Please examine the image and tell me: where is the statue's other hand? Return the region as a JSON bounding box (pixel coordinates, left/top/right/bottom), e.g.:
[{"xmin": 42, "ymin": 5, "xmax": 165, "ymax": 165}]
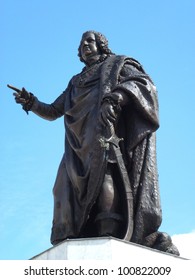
[
  {"xmin": 13, "ymin": 87, "xmax": 30, "ymax": 105},
  {"xmin": 100, "ymin": 101, "xmax": 117, "ymax": 126}
]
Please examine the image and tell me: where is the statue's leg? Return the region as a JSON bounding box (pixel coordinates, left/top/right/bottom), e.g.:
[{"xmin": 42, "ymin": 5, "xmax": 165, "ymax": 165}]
[
  {"xmin": 50, "ymin": 156, "xmax": 75, "ymax": 245},
  {"xmin": 95, "ymin": 163, "xmax": 123, "ymax": 237}
]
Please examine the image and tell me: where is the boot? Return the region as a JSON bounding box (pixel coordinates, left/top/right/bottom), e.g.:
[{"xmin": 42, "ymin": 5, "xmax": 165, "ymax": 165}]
[{"xmin": 95, "ymin": 212, "xmax": 123, "ymax": 238}]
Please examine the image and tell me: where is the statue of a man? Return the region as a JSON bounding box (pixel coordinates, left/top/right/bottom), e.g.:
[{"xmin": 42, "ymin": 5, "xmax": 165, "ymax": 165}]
[{"xmin": 10, "ymin": 31, "xmax": 179, "ymax": 255}]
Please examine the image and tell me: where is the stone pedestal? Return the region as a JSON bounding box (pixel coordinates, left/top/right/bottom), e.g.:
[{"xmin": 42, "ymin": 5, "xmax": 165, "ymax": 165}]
[{"xmin": 31, "ymin": 237, "xmax": 185, "ymax": 262}]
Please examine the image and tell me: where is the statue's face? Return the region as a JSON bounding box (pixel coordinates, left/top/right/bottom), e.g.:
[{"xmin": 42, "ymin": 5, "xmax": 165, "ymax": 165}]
[{"xmin": 80, "ymin": 32, "xmax": 100, "ymax": 63}]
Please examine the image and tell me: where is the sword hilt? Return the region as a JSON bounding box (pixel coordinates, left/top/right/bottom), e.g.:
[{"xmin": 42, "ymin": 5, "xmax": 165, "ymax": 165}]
[
  {"xmin": 106, "ymin": 121, "xmax": 123, "ymax": 148},
  {"xmin": 99, "ymin": 121, "xmax": 123, "ymax": 149}
]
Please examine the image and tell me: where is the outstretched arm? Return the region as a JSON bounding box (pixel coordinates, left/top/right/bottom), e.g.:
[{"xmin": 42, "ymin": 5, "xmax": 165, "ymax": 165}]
[
  {"xmin": 8, "ymin": 84, "xmax": 65, "ymax": 121},
  {"xmin": 31, "ymin": 93, "xmax": 65, "ymax": 121}
]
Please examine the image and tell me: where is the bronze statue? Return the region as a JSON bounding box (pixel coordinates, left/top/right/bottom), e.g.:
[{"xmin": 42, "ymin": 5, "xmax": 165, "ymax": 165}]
[{"xmin": 8, "ymin": 31, "xmax": 179, "ymax": 255}]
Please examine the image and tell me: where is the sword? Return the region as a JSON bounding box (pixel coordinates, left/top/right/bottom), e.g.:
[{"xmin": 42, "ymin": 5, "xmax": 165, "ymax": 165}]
[{"xmin": 99, "ymin": 121, "xmax": 134, "ymax": 241}]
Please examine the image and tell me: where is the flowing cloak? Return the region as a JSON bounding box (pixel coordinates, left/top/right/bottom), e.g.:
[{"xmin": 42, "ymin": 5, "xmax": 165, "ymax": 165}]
[{"xmin": 31, "ymin": 55, "xmax": 162, "ymax": 246}]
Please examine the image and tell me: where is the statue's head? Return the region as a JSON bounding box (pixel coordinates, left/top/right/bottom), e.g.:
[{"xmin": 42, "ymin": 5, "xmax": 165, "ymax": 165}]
[{"xmin": 78, "ymin": 31, "xmax": 113, "ymax": 64}]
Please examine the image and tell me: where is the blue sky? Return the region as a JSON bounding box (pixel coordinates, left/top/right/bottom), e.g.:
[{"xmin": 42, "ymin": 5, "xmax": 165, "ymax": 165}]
[{"xmin": 1, "ymin": 0, "xmax": 195, "ymax": 260}]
